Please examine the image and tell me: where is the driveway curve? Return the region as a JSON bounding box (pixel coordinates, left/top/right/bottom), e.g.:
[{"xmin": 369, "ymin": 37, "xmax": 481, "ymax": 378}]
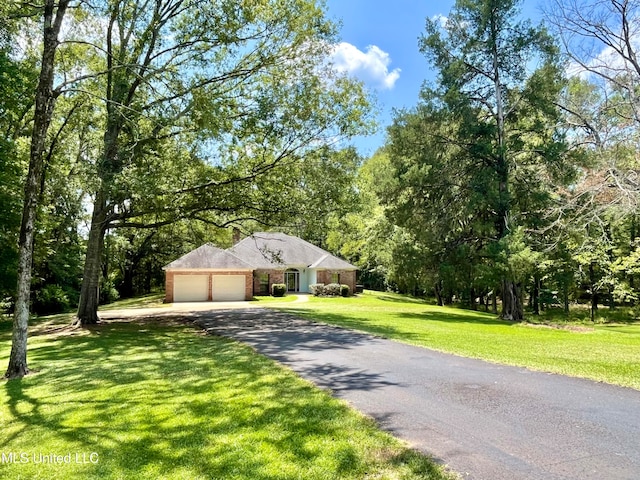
[{"xmin": 190, "ymin": 307, "xmax": 640, "ymax": 480}]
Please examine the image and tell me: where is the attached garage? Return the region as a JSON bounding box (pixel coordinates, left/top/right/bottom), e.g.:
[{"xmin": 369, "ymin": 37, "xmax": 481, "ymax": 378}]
[
  {"xmin": 163, "ymin": 244, "xmax": 254, "ymax": 303},
  {"xmin": 173, "ymin": 275, "xmax": 209, "ymax": 302},
  {"xmin": 212, "ymin": 275, "xmax": 246, "ymax": 301}
]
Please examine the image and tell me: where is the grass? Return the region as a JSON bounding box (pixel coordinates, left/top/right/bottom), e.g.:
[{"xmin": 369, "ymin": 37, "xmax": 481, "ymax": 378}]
[
  {"xmin": 273, "ymin": 291, "xmax": 640, "ymax": 391},
  {"xmin": 97, "ymin": 292, "xmax": 167, "ymax": 311},
  {"xmin": 538, "ymin": 303, "xmax": 639, "ymax": 325},
  {"xmin": 0, "ymin": 305, "xmax": 454, "ymax": 480},
  {"xmin": 251, "ymin": 295, "xmax": 299, "ymax": 304}
]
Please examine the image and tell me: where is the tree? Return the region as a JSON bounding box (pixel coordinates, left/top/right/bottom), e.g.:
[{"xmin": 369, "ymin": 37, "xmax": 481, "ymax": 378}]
[
  {"xmin": 326, "ymin": 149, "xmax": 401, "ymax": 292},
  {"xmin": 5, "ymin": 0, "xmax": 71, "ymax": 379},
  {"xmin": 546, "ymin": 0, "xmax": 640, "ymax": 125},
  {"xmin": 385, "ymin": 0, "xmax": 569, "ymax": 320},
  {"xmin": 66, "ymin": 0, "xmax": 371, "ymax": 324},
  {"xmin": 542, "ymin": 1, "xmax": 640, "ymax": 312},
  {"xmin": 0, "ymin": 43, "xmax": 37, "ymax": 302},
  {"xmin": 545, "ymin": 0, "xmax": 640, "ymax": 220}
]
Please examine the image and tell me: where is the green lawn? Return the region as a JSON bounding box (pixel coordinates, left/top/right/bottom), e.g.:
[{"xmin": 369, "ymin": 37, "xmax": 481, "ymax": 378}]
[
  {"xmin": 273, "ymin": 291, "xmax": 640, "ymax": 390},
  {"xmin": 0, "ymin": 310, "xmax": 453, "ymax": 480}
]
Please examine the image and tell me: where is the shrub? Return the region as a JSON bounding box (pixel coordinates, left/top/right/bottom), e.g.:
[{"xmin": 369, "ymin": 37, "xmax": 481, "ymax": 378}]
[
  {"xmin": 271, "ymin": 283, "xmax": 287, "ymax": 297},
  {"xmin": 1, "ymin": 297, "xmax": 14, "ymax": 314},
  {"xmin": 33, "ymin": 284, "xmax": 70, "ymax": 315},
  {"xmin": 311, "ymin": 283, "xmax": 348, "ymax": 297},
  {"xmin": 99, "ymin": 279, "xmax": 120, "ymax": 305},
  {"xmin": 325, "ymin": 283, "xmax": 341, "ymax": 296}
]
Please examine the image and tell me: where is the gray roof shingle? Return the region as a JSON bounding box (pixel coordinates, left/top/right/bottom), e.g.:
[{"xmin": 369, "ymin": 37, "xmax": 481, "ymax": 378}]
[
  {"xmin": 228, "ymin": 232, "xmax": 357, "ymax": 270},
  {"xmin": 164, "ymin": 233, "xmax": 357, "ymax": 270},
  {"xmin": 164, "ymin": 244, "xmax": 253, "ymax": 269}
]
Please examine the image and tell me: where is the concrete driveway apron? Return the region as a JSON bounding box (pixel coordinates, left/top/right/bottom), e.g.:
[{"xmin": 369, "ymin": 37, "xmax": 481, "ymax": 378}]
[{"xmin": 193, "ymin": 307, "xmax": 640, "ymax": 480}]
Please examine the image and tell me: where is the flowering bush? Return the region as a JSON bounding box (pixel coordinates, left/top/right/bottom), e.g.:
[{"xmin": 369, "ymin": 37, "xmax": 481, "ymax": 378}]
[{"xmin": 271, "ymin": 284, "xmax": 287, "ymax": 297}]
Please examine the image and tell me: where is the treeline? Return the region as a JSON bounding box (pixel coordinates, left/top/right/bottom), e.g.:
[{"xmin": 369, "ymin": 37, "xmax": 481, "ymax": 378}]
[{"xmin": 327, "ymin": 0, "xmax": 640, "ymax": 321}]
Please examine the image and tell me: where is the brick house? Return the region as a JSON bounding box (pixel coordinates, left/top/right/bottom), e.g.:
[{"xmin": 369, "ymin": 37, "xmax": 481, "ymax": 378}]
[{"xmin": 164, "ymin": 232, "xmax": 358, "ymax": 302}]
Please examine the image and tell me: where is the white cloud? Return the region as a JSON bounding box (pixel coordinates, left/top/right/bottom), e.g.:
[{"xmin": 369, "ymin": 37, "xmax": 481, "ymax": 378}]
[
  {"xmin": 330, "ymin": 42, "xmax": 401, "ymax": 90},
  {"xmin": 432, "ymin": 14, "xmax": 449, "ymax": 28},
  {"xmin": 567, "ymin": 34, "xmax": 640, "ymax": 81}
]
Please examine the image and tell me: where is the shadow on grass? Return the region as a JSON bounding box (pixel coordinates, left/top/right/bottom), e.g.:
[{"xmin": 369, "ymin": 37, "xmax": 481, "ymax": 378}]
[
  {"xmin": 539, "ymin": 306, "xmax": 640, "ymax": 326},
  {"xmin": 1, "ymin": 318, "xmax": 448, "ymax": 480},
  {"xmin": 372, "ymin": 292, "xmax": 433, "ymax": 305},
  {"xmin": 97, "ymin": 292, "xmax": 165, "ymax": 311},
  {"xmin": 272, "ymin": 307, "xmax": 434, "ymax": 344},
  {"xmin": 275, "ymin": 305, "xmax": 512, "ymax": 340},
  {"xmin": 192, "ymin": 308, "xmax": 402, "ymax": 393}
]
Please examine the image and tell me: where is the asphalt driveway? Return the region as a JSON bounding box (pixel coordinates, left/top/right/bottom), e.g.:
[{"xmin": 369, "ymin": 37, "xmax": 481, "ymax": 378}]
[{"xmin": 189, "ymin": 306, "xmax": 640, "ymax": 480}]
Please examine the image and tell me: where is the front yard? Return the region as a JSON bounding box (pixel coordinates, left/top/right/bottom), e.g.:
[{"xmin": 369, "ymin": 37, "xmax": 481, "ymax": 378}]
[
  {"xmin": 273, "ymin": 291, "xmax": 640, "ymax": 390},
  {"xmin": 4, "ymin": 289, "xmax": 637, "ymax": 479},
  {"xmin": 0, "ymin": 306, "xmax": 453, "ymax": 480}
]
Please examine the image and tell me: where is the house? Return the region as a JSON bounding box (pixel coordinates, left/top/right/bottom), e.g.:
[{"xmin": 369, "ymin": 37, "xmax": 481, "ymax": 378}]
[{"xmin": 163, "ymin": 232, "xmax": 357, "ymax": 302}]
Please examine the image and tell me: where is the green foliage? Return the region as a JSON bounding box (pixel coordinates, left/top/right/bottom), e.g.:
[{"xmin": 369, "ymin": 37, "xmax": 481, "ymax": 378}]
[
  {"xmin": 99, "ymin": 279, "xmax": 120, "ymax": 305},
  {"xmin": 309, "ymin": 283, "xmax": 349, "ymax": 297},
  {"xmin": 310, "ymin": 283, "xmax": 325, "ymax": 296},
  {"xmin": 58, "ymin": 0, "xmax": 373, "ymax": 322},
  {"xmin": 0, "ymin": 47, "xmax": 37, "ymax": 301},
  {"xmin": 271, "ymin": 283, "xmax": 286, "ymax": 297},
  {"xmin": 325, "ymin": 150, "xmax": 395, "ymax": 292},
  {"xmin": 360, "ymin": 0, "xmax": 572, "ymax": 316},
  {"xmin": 0, "ymin": 149, "xmax": 21, "ymax": 301},
  {"xmin": 33, "ymin": 284, "xmax": 71, "ymax": 315},
  {"xmin": 324, "ymin": 283, "xmax": 342, "ymax": 296}
]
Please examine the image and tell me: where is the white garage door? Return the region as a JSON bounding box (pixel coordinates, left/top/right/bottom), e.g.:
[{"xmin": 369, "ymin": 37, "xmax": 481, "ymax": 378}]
[
  {"xmin": 173, "ymin": 275, "xmax": 209, "ymax": 302},
  {"xmin": 212, "ymin": 275, "xmax": 246, "ymax": 301}
]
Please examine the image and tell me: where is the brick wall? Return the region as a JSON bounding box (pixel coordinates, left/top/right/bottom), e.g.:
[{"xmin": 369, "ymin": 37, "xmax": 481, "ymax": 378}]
[
  {"xmin": 165, "ymin": 271, "xmax": 175, "ymax": 303},
  {"xmin": 253, "ymin": 269, "xmax": 285, "ymax": 296},
  {"xmin": 315, "ymin": 270, "xmax": 356, "ymax": 295},
  {"xmin": 166, "ymin": 268, "xmax": 357, "ymax": 301},
  {"xmin": 164, "ymin": 270, "xmax": 253, "ymax": 302}
]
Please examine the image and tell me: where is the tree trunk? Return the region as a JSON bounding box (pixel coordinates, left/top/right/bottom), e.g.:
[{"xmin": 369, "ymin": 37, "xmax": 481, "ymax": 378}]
[
  {"xmin": 434, "ymin": 280, "xmax": 444, "ymax": 306},
  {"xmin": 76, "ymin": 191, "xmax": 109, "ymax": 325},
  {"xmin": 121, "ymin": 265, "xmax": 134, "ymax": 298},
  {"xmin": 589, "ymin": 262, "xmax": 597, "ymax": 322},
  {"xmin": 479, "ymin": 292, "xmax": 487, "ymax": 311},
  {"xmin": 630, "ymin": 216, "xmax": 636, "ymax": 296},
  {"xmin": 532, "ymin": 273, "xmax": 540, "ymax": 315},
  {"xmin": 608, "ymin": 288, "xmax": 615, "ymax": 310},
  {"xmin": 501, "ymin": 279, "xmax": 523, "ymax": 321},
  {"xmin": 5, "ymin": 0, "xmax": 69, "ymax": 379},
  {"xmin": 492, "ymin": 288, "xmax": 498, "ymax": 314}
]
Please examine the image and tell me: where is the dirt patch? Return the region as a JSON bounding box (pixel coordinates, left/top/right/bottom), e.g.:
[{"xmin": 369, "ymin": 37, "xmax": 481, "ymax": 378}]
[{"xmin": 523, "ymin": 322, "xmax": 594, "ymax": 333}]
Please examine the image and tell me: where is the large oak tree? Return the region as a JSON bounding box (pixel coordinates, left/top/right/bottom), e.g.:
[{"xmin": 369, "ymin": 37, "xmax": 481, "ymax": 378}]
[{"xmin": 68, "ymin": 0, "xmax": 372, "ymax": 324}]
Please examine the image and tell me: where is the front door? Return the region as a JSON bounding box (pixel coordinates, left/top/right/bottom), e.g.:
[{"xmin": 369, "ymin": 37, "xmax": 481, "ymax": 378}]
[{"xmin": 285, "ymin": 269, "xmax": 299, "ymax": 292}]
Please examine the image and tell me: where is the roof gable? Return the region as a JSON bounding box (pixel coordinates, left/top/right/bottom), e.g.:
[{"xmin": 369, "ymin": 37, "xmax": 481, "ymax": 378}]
[
  {"xmin": 228, "ymin": 232, "xmax": 356, "ymax": 269},
  {"xmin": 164, "ymin": 244, "xmax": 253, "ymax": 270}
]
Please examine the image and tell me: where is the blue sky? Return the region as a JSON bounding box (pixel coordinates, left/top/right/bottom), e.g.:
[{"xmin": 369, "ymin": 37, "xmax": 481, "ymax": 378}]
[{"xmin": 324, "ymin": 0, "xmax": 545, "ymax": 156}]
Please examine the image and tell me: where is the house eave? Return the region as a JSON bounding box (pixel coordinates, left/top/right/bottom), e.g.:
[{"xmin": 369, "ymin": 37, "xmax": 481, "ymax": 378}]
[{"xmin": 164, "ymin": 267, "xmax": 254, "ymax": 272}]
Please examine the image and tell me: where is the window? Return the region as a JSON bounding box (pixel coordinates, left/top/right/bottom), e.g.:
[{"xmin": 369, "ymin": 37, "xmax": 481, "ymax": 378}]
[
  {"xmin": 259, "ymin": 272, "xmax": 269, "ymax": 295},
  {"xmin": 331, "ymin": 272, "xmax": 340, "ymax": 284}
]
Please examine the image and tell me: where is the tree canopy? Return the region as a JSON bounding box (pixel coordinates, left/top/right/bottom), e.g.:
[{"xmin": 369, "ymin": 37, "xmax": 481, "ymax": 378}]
[{"xmin": 3, "ymin": 0, "xmax": 373, "ymax": 377}]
